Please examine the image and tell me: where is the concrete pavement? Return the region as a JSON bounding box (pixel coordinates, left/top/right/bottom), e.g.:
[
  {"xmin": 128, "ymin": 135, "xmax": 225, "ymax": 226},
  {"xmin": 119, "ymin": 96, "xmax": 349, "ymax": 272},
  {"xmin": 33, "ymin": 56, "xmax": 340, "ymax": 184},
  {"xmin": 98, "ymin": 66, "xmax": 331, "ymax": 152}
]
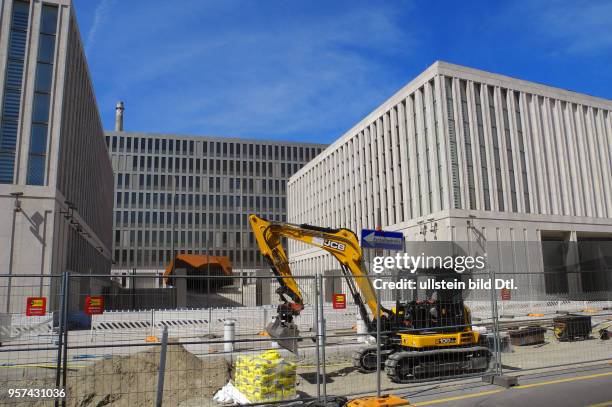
[{"xmin": 398, "ymin": 365, "xmax": 612, "ymax": 407}]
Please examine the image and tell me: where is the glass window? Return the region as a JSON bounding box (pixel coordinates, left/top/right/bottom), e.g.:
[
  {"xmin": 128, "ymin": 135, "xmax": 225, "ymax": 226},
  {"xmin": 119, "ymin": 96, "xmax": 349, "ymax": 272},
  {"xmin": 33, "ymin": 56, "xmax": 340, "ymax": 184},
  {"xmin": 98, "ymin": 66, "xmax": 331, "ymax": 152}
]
[
  {"xmin": 8, "ymin": 29, "xmax": 27, "ymax": 59},
  {"xmin": 32, "ymin": 92, "xmax": 50, "ymax": 122},
  {"xmin": 12, "ymin": 2, "xmax": 29, "ymax": 30},
  {"xmin": 26, "ymin": 155, "xmax": 45, "ymax": 185},
  {"xmin": 37, "ymin": 34, "xmax": 55, "ymax": 63},
  {"xmin": 29, "ymin": 124, "xmax": 48, "ymax": 154},
  {"xmin": 34, "ymin": 63, "xmax": 53, "ymax": 92},
  {"xmin": 5, "ymin": 60, "xmax": 24, "ymax": 88},
  {"xmin": 40, "ymin": 5, "xmax": 58, "ymax": 34},
  {"xmin": 3, "ymin": 89, "xmax": 21, "ymax": 118}
]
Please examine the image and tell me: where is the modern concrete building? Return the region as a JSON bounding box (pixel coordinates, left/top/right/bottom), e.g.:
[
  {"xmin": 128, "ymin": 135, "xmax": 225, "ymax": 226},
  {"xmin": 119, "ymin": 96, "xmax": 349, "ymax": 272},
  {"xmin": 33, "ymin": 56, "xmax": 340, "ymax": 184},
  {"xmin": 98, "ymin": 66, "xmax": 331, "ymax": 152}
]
[
  {"xmin": 0, "ymin": 0, "xmax": 113, "ymax": 313},
  {"xmin": 288, "ymin": 61, "xmax": 612, "ymax": 299},
  {"xmin": 106, "ymin": 113, "xmax": 326, "ymax": 287}
]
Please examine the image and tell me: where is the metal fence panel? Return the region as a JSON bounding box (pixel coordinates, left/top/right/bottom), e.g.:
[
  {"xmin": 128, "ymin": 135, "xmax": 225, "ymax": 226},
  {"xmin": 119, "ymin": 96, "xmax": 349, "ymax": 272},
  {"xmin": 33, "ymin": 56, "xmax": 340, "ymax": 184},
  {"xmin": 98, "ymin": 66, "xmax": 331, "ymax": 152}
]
[{"xmin": 0, "ymin": 267, "xmax": 611, "ymax": 406}]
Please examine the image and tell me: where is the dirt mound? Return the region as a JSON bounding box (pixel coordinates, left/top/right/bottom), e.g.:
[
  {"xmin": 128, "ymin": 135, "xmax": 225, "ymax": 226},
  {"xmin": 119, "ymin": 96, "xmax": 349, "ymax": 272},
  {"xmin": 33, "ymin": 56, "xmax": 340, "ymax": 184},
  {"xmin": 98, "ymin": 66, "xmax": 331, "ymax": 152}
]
[
  {"xmin": 69, "ymin": 344, "xmax": 229, "ymax": 406},
  {"xmin": 0, "ymin": 345, "xmax": 229, "ymax": 407}
]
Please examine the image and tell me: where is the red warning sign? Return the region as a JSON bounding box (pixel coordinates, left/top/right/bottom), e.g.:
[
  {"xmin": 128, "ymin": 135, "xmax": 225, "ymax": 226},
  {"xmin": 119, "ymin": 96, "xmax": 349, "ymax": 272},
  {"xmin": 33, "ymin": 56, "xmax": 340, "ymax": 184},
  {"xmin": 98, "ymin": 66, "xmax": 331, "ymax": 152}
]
[
  {"xmin": 26, "ymin": 297, "xmax": 46, "ymax": 316},
  {"xmin": 85, "ymin": 296, "xmax": 104, "ymax": 315},
  {"xmin": 501, "ymin": 288, "xmax": 511, "ymax": 301},
  {"xmin": 332, "ymin": 293, "xmax": 346, "ymax": 309}
]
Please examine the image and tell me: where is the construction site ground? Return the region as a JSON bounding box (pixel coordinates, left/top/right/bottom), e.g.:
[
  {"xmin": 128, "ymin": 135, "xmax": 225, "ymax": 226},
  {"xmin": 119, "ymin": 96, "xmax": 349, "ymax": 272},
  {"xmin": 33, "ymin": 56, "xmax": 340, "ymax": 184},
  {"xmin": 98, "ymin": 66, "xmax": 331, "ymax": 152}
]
[{"xmin": 1, "ymin": 322, "xmax": 611, "ymax": 406}]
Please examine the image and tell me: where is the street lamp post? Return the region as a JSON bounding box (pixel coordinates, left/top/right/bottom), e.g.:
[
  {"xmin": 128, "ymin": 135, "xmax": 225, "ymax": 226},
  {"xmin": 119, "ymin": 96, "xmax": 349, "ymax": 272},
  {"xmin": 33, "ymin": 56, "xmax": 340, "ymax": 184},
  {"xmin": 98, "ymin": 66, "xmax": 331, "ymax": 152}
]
[
  {"xmin": 170, "ymin": 176, "xmax": 178, "ymax": 307},
  {"xmin": 240, "ymin": 193, "xmax": 244, "ymax": 306},
  {"xmin": 6, "ymin": 192, "xmax": 24, "ymax": 313},
  {"xmin": 171, "ymin": 176, "xmax": 177, "ymax": 265},
  {"xmin": 207, "ymin": 232, "xmax": 211, "ymax": 334}
]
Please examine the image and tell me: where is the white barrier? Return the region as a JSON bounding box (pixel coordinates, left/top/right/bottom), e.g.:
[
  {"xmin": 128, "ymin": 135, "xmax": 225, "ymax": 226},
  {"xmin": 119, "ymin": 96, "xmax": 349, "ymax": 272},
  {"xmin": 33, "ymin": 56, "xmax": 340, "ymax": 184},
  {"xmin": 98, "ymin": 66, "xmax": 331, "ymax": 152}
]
[
  {"xmin": 0, "ymin": 315, "xmax": 54, "ymax": 342},
  {"xmin": 89, "ymin": 299, "xmax": 611, "ymax": 342}
]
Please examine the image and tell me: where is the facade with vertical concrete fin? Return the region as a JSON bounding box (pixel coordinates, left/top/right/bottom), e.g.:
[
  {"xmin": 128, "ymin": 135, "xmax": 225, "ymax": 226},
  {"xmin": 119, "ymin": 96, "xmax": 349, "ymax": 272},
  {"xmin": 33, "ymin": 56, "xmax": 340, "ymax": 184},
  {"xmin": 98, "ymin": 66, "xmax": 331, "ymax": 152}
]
[
  {"xmin": 106, "ymin": 127, "xmax": 326, "ymax": 286},
  {"xmin": 0, "ymin": 0, "xmax": 113, "ymax": 313},
  {"xmin": 287, "ymin": 61, "xmax": 612, "ymax": 298}
]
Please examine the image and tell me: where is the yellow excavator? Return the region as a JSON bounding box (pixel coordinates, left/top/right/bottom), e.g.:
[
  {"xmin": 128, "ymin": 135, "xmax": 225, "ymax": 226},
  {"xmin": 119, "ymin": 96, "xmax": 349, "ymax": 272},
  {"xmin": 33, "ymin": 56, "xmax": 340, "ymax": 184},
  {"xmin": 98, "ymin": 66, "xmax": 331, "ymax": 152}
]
[{"xmin": 249, "ymin": 215, "xmax": 491, "ymax": 385}]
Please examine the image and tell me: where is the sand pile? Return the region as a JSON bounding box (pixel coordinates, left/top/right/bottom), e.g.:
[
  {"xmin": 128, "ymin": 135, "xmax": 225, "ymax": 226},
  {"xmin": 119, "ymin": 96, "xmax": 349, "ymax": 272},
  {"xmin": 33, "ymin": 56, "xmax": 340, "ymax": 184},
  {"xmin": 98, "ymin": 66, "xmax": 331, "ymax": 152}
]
[{"xmin": 0, "ymin": 345, "xmax": 229, "ymax": 407}]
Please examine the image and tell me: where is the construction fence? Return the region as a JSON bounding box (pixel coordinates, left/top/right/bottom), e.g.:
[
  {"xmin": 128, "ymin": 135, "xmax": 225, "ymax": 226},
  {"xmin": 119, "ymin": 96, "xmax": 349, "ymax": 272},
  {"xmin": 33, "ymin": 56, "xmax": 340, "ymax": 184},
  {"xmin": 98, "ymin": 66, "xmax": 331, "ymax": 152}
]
[{"xmin": 0, "ymin": 270, "xmax": 611, "ymax": 406}]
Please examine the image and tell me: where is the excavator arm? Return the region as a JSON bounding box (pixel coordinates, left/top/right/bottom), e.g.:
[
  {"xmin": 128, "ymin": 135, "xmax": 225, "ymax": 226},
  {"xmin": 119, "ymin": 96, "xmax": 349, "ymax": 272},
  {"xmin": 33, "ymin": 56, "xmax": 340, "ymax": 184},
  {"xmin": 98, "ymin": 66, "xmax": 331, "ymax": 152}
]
[{"xmin": 249, "ymin": 215, "xmax": 388, "ymax": 352}]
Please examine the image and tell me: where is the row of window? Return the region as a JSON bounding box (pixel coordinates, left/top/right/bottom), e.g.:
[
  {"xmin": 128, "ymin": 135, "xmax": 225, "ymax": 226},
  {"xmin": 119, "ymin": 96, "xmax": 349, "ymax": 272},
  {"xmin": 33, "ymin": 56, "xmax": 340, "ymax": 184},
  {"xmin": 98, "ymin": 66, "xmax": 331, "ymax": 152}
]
[
  {"xmin": 117, "ymin": 155, "xmax": 305, "ymax": 177},
  {"xmin": 107, "ymin": 135, "xmax": 323, "ymax": 162},
  {"xmin": 114, "ymin": 194, "xmax": 287, "ymax": 213},
  {"xmin": 26, "ymin": 4, "xmax": 57, "ymax": 185},
  {"xmin": 115, "ymin": 228, "xmax": 258, "ymax": 248},
  {"xmin": 0, "ymin": 2, "xmax": 58, "ymax": 185},
  {"xmin": 120, "ymin": 175, "xmax": 286, "ymax": 194},
  {"xmin": 114, "ymin": 248, "xmax": 268, "ymax": 268},
  {"xmin": 115, "ymin": 174, "xmax": 288, "ymax": 195},
  {"xmin": 112, "ymin": 211, "xmax": 288, "ymax": 267},
  {"xmin": 0, "ymin": 1, "xmax": 29, "ymax": 183}
]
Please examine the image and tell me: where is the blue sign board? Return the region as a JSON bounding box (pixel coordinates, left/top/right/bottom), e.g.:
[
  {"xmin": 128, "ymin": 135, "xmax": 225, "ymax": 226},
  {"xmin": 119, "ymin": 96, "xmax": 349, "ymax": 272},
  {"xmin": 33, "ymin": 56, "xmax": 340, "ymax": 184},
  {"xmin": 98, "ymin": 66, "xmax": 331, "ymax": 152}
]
[{"xmin": 360, "ymin": 229, "xmax": 404, "ymax": 250}]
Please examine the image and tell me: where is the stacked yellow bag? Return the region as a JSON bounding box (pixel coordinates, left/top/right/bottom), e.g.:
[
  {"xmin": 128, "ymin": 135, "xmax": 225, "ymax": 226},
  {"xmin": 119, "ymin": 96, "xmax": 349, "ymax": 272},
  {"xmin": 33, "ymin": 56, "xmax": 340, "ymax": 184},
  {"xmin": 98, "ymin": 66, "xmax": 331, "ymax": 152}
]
[{"xmin": 234, "ymin": 350, "xmax": 297, "ymax": 402}]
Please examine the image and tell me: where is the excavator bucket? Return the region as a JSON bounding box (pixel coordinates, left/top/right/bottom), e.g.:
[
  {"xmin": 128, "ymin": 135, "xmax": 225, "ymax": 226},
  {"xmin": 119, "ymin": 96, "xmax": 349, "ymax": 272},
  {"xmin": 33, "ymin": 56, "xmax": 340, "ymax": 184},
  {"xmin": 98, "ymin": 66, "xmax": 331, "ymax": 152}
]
[{"xmin": 266, "ymin": 318, "xmax": 300, "ymax": 354}]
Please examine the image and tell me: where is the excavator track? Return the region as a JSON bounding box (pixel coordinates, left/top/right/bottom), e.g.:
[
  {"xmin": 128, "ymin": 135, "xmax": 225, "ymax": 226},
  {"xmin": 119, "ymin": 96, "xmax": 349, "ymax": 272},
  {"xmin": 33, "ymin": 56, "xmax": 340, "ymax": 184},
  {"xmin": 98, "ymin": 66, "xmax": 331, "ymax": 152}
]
[
  {"xmin": 384, "ymin": 346, "xmax": 491, "ymax": 383},
  {"xmin": 352, "ymin": 346, "xmax": 394, "ymax": 372}
]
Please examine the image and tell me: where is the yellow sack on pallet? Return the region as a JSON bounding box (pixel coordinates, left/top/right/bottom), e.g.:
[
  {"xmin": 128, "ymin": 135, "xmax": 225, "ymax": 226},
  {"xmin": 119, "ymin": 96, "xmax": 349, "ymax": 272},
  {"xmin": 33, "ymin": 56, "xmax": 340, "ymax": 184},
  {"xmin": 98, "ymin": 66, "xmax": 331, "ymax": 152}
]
[
  {"xmin": 277, "ymin": 360, "xmax": 297, "ymax": 376},
  {"xmin": 243, "ymin": 385, "xmax": 279, "ymax": 400},
  {"xmin": 239, "ymin": 374, "xmax": 277, "ymax": 386},
  {"xmin": 260, "ymin": 350, "xmax": 282, "ymax": 360},
  {"xmin": 235, "ymin": 354, "xmax": 257, "ymax": 369},
  {"xmin": 277, "ymin": 376, "xmax": 296, "ymax": 387},
  {"xmin": 233, "ymin": 350, "xmax": 297, "ymax": 402}
]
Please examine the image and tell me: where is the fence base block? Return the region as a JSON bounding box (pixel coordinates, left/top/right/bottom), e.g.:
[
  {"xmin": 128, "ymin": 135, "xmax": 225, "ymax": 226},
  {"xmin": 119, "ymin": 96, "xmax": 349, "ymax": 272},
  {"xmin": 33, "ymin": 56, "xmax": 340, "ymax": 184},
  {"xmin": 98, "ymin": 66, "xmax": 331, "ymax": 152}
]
[
  {"xmin": 345, "ymin": 395, "xmax": 410, "ymax": 407},
  {"xmin": 482, "ymin": 374, "xmax": 519, "ymax": 388}
]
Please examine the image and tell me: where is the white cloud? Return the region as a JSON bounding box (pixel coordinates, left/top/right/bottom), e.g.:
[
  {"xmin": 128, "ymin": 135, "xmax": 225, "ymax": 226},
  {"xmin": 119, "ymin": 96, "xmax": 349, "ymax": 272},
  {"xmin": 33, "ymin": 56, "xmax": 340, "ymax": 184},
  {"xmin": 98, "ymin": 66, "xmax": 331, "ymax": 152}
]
[{"xmin": 85, "ymin": 0, "xmax": 115, "ymax": 56}]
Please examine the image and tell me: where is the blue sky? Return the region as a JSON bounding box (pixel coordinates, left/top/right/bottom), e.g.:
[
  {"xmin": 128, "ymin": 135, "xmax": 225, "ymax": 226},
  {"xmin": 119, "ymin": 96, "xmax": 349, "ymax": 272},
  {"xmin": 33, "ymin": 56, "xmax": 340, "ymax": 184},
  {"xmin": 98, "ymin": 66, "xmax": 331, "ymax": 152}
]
[{"xmin": 75, "ymin": 0, "xmax": 612, "ymax": 144}]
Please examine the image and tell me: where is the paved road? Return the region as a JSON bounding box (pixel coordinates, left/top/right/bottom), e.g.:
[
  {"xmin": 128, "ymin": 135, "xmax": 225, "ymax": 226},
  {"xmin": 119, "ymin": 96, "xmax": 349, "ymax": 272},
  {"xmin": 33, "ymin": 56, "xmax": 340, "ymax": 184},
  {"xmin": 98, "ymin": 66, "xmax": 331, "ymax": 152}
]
[{"xmin": 400, "ymin": 365, "xmax": 612, "ymax": 407}]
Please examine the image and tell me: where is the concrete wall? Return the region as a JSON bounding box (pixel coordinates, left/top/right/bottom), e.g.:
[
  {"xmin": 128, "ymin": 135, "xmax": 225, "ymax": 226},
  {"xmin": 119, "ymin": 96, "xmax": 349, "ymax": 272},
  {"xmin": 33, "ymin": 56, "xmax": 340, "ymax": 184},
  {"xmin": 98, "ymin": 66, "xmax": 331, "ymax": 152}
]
[{"xmin": 0, "ymin": 0, "xmax": 112, "ymax": 314}]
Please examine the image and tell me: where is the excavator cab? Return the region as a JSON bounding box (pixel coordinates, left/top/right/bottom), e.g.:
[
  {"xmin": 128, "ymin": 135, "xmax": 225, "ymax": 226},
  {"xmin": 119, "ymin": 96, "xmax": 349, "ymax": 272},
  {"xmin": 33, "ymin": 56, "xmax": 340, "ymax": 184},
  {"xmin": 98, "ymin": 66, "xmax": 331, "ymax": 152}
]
[
  {"xmin": 387, "ymin": 270, "xmax": 466, "ymax": 339},
  {"xmin": 397, "ymin": 269, "xmax": 467, "ymax": 334}
]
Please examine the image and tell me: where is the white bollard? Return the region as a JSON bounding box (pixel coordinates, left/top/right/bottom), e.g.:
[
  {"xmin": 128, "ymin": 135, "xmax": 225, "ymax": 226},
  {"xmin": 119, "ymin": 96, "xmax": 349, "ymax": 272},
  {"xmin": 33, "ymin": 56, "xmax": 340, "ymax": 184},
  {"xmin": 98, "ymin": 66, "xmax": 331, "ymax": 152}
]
[
  {"xmin": 357, "ymin": 315, "xmax": 367, "ymax": 343},
  {"xmin": 224, "ymin": 319, "xmax": 235, "ymax": 352}
]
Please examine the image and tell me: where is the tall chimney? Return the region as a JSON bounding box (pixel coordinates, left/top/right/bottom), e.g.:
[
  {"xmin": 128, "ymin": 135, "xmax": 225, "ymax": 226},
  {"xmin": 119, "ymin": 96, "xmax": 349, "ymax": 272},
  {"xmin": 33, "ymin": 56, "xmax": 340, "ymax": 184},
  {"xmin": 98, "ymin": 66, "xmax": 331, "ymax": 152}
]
[{"xmin": 115, "ymin": 101, "xmax": 124, "ymax": 131}]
